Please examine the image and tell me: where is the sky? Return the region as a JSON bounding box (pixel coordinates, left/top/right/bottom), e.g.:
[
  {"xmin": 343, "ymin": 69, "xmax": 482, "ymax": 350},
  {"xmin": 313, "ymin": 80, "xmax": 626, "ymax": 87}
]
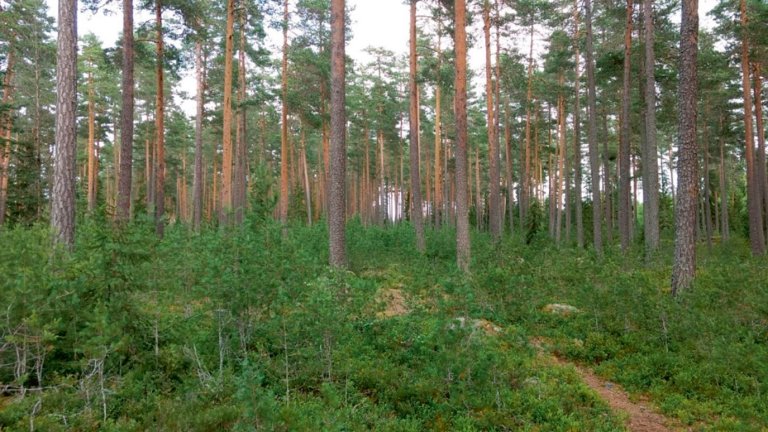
[{"xmin": 45, "ymin": 0, "xmax": 719, "ymax": 115}]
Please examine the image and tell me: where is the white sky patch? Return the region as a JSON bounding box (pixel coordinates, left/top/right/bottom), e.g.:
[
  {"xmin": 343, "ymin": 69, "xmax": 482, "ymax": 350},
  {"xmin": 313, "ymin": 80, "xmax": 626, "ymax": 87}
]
[{"xmin": 47, "ymin": 0, "xmax": 719, "ymax": 117}]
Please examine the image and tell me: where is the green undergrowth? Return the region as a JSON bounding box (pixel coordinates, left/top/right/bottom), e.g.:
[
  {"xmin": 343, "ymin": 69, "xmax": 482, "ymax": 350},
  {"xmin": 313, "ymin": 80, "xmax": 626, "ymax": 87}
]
[
  {"xmin": 475, "ymin": 237, "xmax": 768, "ymax": 431},
  {"xmin": 1, "ymin": 218, "xmax": 765, "ymax": 430}
]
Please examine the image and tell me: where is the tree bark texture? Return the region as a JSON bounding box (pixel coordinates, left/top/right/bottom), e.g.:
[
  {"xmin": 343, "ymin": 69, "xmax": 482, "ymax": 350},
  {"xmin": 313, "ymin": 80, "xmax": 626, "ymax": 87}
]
[
  {"xmin": 643, "ymin": 0, "xmax": 660, "ymax": 252},
  {"xmin": 52, "ymin": 0, "xmax": 78, "ymax": 248},
  {"xmin": 192, "ymin": 40, "xmax": 204, "ymax": 230},
  {"xmin": 585, "ymin": 0, "xmax": 602, "ymax": 254},
  {"xmin": 328, "ymin": 0, "xmax": 347, "ymax": 267},
  {"xmin": 117, "ymin": 0, "xmax": 134, "ymax": 221},
  {"xmin": 672, "ymin": 0, "xmax": 699, "ymax": 295},
  {"xmin": 154, "ymin": 0, "xmax": 165, "ymax": 237},
  {"xmin": 220, "ymin": 0, "xmax": 235, "ymax": 225},
  {"xmin": 739, "ymin": 0, "xmax": 765, "ymax": 255},
  {"xmin": 409, "ymin": 0, "xmax": 426, "ymax": 252},
  {"xmin": 619, "ymin": 0, "xmax": 633, "ymax": 251},
  {"xmin": 454, "ymin": 0, "xmax": 470, "ymax": 272}
]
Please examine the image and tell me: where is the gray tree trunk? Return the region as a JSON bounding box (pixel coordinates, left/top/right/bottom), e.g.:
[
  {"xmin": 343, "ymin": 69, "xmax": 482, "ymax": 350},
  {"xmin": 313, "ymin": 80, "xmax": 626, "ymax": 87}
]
[
  {"xmin": 572, "ymin": 0, "xmax": 584, "ymax": 248},
  {"xmin": 328, "ymin": 0, "xmax": 347, "ymax": 267},
  {"xmin": 643, "ymin": 0, "xmax": 660, "ymax": 253},
  {"xmin": 117, "ymin": 0, "xmax": 134, "ymax": 222},
  {"xmin": 619, "ymin": 0, "xmax": 633, "ymax": 251},
  {"xmin": 409, "ymin": 0, "xmax": 426, "ymax": 252},
  {"xmin": 739, "ymin": 0, "xmax": 765, "ymax": 255},
  {"xmin": 584, "ymin": 0, "xmax": 602, "ymax": 254},
  {"xmin": 52, "ymin": 0, "xmax": 78, "ymax": 247},
  {"xmin": 672, "ymin": 0, "xmax": 699, "ymax": 295},
  {"xmin": 192, "ymin": 40, "xmax": 204, "ymax": 230}
]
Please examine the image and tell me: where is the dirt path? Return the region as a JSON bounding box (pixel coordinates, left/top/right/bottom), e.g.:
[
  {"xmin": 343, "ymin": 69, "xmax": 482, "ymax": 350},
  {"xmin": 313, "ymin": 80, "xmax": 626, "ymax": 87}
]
[
  {"xmin": 532, "ymin": 338, "xmax": 678, "ymax": 432},
  {"xmin": 374, "ymin": 291, "xmax": 679, "ymax": 431}
]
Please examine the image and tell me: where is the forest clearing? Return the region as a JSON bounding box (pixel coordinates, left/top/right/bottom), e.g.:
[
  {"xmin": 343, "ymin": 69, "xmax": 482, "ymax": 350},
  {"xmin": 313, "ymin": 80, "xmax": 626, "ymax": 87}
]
[{"xmin": 2, "ymin": 0, "xmax": 768, "ymax": 429}]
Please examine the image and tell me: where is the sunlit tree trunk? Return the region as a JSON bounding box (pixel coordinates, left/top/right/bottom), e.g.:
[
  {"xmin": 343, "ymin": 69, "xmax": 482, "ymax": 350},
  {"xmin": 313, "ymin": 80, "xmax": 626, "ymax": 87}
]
[
  {"xmin": 220, "ymin": 0, "xmax": 235, "ymax": 225},
  {"xmin": 455, "ymin": 0, "xmax": 470, "ymax": 272},
  {"xmin": 154, "ymin": 0, "xmax": 166, "ymax": 237}
]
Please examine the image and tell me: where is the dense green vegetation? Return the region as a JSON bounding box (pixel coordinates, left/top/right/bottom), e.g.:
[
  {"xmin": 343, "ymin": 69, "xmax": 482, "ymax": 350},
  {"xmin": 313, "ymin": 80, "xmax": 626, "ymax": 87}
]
[{"xmin": 2, "ymin": 218, "xmax": 766, "ymax": 430}]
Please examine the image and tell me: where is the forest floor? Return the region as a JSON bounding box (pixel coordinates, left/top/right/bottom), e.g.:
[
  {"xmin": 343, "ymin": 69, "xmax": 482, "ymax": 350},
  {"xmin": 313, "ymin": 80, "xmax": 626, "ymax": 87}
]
[
  {"xmin": 532, "ymin": 337, "xmax": 677, "ymax": 432},
  {"xmin": 379, "ymin": 288, "xmax": 678, "ymax": 432},
  {"xmin": 2, "ymin": 222, "xmax": 767, "ymax": 430}
]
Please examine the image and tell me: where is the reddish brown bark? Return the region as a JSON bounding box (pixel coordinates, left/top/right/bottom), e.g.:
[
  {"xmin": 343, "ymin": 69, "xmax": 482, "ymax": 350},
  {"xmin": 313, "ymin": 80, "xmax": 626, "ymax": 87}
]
[{"xmin": 455, "ymin": 0, "xmax": 470, "ymax": 272}]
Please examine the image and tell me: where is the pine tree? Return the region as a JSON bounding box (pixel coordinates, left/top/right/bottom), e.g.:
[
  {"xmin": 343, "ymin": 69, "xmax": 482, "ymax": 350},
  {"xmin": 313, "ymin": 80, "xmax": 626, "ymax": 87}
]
[
  {"xmin": 454, "ymin": 0, "xmax": 470, "ymax": 272},
  {"xmin": 52, "ymin": 0, "xmax": 78, "ymax": 247},
  {"xmin": 672, "ymin": 0, "xmax": 699, "ymax": 295},
  {"xmin": 328, "ymin": 0, "xmax": 346, "ymax": 267}
]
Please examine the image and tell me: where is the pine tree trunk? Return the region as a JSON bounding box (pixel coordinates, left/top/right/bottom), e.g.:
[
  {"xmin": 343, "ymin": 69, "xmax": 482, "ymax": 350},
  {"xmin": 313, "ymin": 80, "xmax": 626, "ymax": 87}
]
[
  {"xmin": 117, "ymin": 0, "xmax": 134, "ymax": 222},
  {"xmin": 279, "ymin": 0, "xmax": 290, "ymax": 224},
  {"xmin": 300, "ymin": 125, "xmax": 312, "ymax": 225},
  {"xmin": 739, "ymin": 0, "xmax": 765, "ymax": 255},
  {"xmin": 572, "ymin": 0, "xmax": 584, "ymax": 248},
  {"xmin": 556, "ymin": 81, "xmax": 566, "ymax": 244},
  {"xmin": 409, "ymin": 0, "xmax": 425, "ymax": 252},
  {"xmin": 0, "ymin": 49, "xmax": 16, "ymax": 226},
  {"xmin": 192, "ymin": 40, "xmax": 204, "ymax": 231},
  {"xmin": 584, "ymin": 0, "xmax": 602, "ymax": 254},
  {"xmin": 643, "ymin": 0, "xmax": 660, "ymax": 252},
  {"xmin": 505, "ymin": 100, "xmax": 514, "ymax": 234},
  {"xmin": 753, "ymin": 65, "xmax": 768, "ymax": 244},
  {"xmin": 475, "ymin": 147, "xmax": 482, "ymax": 229},
  {"xmin": 434, "ymin": 61, "xmax": 442, "ymax": 226},
  {"xmin": 87, "ymin": 70, "xmax": 97, "ymax": 212},
  {"xmin": 719, "ymin": 117, "xmax": 729, "ymax": 240},
  {"xmin": 495, "ymin": 0, "xmax": 504, "ymax": 233},
  {"xmin": 233, "ymin": 5, "xmax": 248, "ymax": 225},
  {"xmin": 483, "ymin": 0, "xmax": 501, "ymax": 241},
  {"xmin": 52, "ymin": 0, "xmax": 78, "ymax": 248},
  {"xmin": 454, "ymin": 0, "xmax": 470, "ymax": 272},
  {"xmin": 671, "ymin": 0, "xmax": 699, "ymax": 295},
  {"xmin": 584, "ymin": 0, "xmax": 607, "ymax": 255},
  {"xmin": 521, "ymin": 25, "xmax": 534, "ymax": 225},
  {"xmin": 328, "ymin": 0, "xmax": 346, "ymax": 267},
  {"xmin": 154, "ymin": 0, "xmax": 166, "ymax": 237},
  {"xmin": 619, "ymin": 0, "xmax": 633, "ymax": 251},
  {"xmin": 703, "ymin": 129, "xmax": 713, "ymax": 248},
  {"xmin": 601, "ymin": 107, "xmax": 613, "ymax": 244},
  {"xmin": 220, "ymin": 0, "xmax": 235, "ymax": 225}
]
